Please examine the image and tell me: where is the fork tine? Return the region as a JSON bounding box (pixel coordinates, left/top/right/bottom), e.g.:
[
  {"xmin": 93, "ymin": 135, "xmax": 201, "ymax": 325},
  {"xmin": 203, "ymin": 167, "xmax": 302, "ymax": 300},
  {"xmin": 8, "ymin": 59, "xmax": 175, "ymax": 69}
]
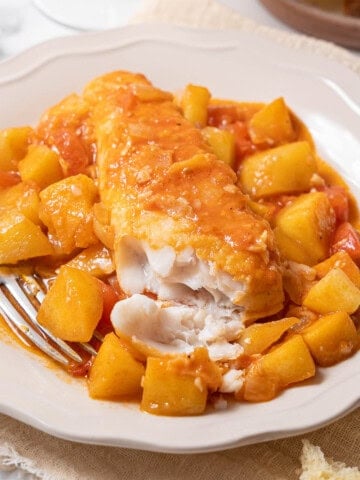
[
  {"xmin": 0, "ymin": 288, "xmax": 70, "ymax": 366},
  {"xmin": 20, "ymin": 273, "xmax": 46, "ymax": 303},
  {"xmin": 5, "ymin": 275, "xmax": 83, "ymax": 363},
  {"xmin": 78, "ymin": 342, "xmax": 98, "ymax": 356}
]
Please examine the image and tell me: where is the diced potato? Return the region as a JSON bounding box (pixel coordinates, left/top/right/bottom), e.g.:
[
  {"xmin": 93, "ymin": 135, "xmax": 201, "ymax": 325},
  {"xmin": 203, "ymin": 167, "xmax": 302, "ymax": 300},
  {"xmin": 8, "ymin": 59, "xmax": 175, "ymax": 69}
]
[
  {"xmin": 166, "ymin": 347, "xmax": 222, "ymax": 391},
  {"xmin": 181, "ymin": 84, "xmax": 211, "ymax": 128},
  {"xmin": 248, "ymin": 97, "xmax": 295, "ymax": 146},
  {"xmin": 201, "ymin": 126, "xmax": 235, "ymax": 167},
  {"xmin": 238, "ymin": 141, "xmax": 317, "ymax": 198},
  {"xmin": 37, "ymin": 265, "xmax": 103, "ymax": 342},
  {"xmin": 274, "ymin": 192, "xmax": 336, "ymax": 265},
  {"xmin": 0, "ymin": 210, "xmax": 53, "ymax": 264},
  {"xmin": 302, "ymin": 312, "xmax": 358, "ymax": 367},
  {"xmin": 39, "ymin": 174, "xmax": 98, "ymax": 254},
  {"xmin": 314, "ymin": 251, "xmax": 360, "ymax": 288},
  {"xmin": 0, "ymin": 127, "xmax": 33, "ymax": 172},
  {"xmin": 274, "ymin": 231, "xmax": 311, "ymax": 266},
  {"xmin": 66, "ymin": 243, "xmax": 115, "ymax": 277},
  {"xmin": 0, "ymin": 146, "xmax": 15, "ymax": 173},
  {"xmin": 141, "ymin": 356, "xmax": 207, "ymax": 416},
  {"xmin": 243, "ymin": 334, "xmax": 315, "ymax": 402},
  {"xmin": 0, "ymin": 182, "xmax": 41, "ymax": 224},
  {"xmin": 285, "ymin": 305, "xmax": 319, "ymax": 334},
  {"xmin": 18, "ymin": 145, "xmax": 63, "ymax": 189},
  {"xmin": 0, "ymin": 171, "xmax": 21, "ymax": 189},
  {"xmin": 259, "ymin": 334, "xmax": 316, "ymax": 386},
  {"xmin": 303, "ymin": 268, "xmax": 360, "ymax": 314},
  {"xmin": 239, "ymin": 317, "xmax": 299, "ymax": 355},
  {"xmin": 88, "ymin": 333, "xmax": 145, "ymax": 399}
]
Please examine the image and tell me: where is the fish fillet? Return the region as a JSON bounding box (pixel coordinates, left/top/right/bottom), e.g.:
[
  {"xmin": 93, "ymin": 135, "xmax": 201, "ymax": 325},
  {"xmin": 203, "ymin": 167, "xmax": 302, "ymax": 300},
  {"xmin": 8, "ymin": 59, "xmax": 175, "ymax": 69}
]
[{"xmin": 38, "ymin": 71, "xmax": 284, "ymax": 361}]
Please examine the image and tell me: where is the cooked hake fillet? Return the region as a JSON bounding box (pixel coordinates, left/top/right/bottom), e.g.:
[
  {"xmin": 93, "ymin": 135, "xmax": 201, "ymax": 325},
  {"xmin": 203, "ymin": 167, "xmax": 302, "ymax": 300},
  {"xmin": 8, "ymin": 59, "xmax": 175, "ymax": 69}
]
[{"xmin": 38, "ymin": 71, "xmax": 284, "ymax": 359}]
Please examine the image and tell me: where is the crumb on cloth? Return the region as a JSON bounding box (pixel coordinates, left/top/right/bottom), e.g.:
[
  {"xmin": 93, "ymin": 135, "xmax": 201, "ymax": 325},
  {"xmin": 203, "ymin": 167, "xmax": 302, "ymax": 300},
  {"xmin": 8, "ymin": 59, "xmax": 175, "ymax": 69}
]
[{"xmin": 299, "ymin": 439, "xmax": 360, "ymax": 479}]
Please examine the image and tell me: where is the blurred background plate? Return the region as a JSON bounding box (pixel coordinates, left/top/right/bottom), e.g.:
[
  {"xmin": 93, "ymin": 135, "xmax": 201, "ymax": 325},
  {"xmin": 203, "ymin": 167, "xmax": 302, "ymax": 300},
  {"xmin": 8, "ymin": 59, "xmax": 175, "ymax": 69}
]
[{"xmin": 259, "ymin": 0, "xmax": 360, "ymax": 49}]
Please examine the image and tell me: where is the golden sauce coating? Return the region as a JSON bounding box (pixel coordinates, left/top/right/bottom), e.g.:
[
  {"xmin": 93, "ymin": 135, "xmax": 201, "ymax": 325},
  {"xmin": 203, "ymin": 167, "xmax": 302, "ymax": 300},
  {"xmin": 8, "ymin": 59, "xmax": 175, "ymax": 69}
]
[{"xmin": 37, "ymin": 71, "xmax": 284, "ymax": 320}]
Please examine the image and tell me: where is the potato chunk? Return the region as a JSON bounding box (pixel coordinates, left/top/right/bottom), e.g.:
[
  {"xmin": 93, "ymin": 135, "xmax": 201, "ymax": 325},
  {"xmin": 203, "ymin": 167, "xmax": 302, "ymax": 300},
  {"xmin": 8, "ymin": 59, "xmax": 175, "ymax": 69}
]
[
  {"xmin": 314, "ymin": 251, "xmax": 360, "ymax": 288},
  {"xmin": 243, "ymin": 334, "xmax": 315, "ymax": 402},
  {"xmin": 88, "ymin": 333, "xmax": 145, "ymax": 399},
  {"xmin": 274, "ymin": 192, "xmax": 336, "ymax": 265},
  {"xmin": 238, "ymin": 141, "xmax": 317, "ymax": 198},
  {"xmin": 302, "ymin": 312, "xmax": 358, "ymax": 367},
  {"xmin": 239, "ymin": 317, "xmax": 299, "ymax": 355},
  {"xmin": 39, "ymin": 174, "xmax": 98, "ymax": 254},
  {"xmin": 181, "ymin": 84, "xmax": 210, "ymax": 127},
  {"xmin": 248, "ymin": 97, "xmax": 295, "ymax": 146},
  {"xmin": 0, "ymin": 210, "xmax": 53, "ymax": 264},
  {"xmin": 141, "ymin": 356, "xmax": 207, "ymax": 416},
  {"xmin": 0, "ymin": 127, "xmax": 33, "ymax": 171},
  {"xmin": 18, "ymin": 145, "xmax": 63, "ymax": 189},
  {"xmin": 303, "ymin": 268, "xmax": 360, "ymax": 314},
  {"xmin": 37, "ymin": 265, "xmax": 103, "ymax": 342},
  {"xmin": 66, "ymin": 243, "xmax": 115, "ymax": 277},
  {"xmin": 202, "ymin": 127, "xmax": 235, "ymax": 166},
  {"xmin": 0, "ymin": 182, "xmax": 41, "ymax": 224}
]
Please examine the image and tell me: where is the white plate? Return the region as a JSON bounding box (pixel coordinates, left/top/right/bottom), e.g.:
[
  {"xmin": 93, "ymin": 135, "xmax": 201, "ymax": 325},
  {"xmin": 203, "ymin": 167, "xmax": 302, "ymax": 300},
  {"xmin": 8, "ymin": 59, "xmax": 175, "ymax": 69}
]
[{"xmin": 0, "ymin": 25, "xmax": 359, "ymax": 453}]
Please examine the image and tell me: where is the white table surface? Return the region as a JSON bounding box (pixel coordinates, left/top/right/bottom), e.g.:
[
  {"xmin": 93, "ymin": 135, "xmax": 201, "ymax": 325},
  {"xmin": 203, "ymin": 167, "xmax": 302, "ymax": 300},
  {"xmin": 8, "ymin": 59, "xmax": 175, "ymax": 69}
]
[
  {"xmin": 1, "ymin": 0, "xmax": 277, "ymax": 61},
  {"xmin": 1, "ymin": 0, "xmax": 358, "ymax": 61},
  {"xmin": 0, "ymin": 0, "xmax": 358, "ymax": 478}
]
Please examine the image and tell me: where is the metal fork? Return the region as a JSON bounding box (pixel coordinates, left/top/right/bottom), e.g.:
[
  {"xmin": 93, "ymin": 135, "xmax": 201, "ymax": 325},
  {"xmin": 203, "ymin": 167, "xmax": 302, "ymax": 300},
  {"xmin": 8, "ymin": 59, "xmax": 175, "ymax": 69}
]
[{"xmin": 0, "ymin": 267, "xmax": 101, "ymax": 366}]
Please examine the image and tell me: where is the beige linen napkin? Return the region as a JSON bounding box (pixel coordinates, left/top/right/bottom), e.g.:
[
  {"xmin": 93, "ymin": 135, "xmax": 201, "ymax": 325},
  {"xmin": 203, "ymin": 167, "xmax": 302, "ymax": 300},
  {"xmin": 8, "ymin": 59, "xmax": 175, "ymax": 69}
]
[{"xmin": 1, "ymin": 1, "xmax": 360, "ymax": 478}]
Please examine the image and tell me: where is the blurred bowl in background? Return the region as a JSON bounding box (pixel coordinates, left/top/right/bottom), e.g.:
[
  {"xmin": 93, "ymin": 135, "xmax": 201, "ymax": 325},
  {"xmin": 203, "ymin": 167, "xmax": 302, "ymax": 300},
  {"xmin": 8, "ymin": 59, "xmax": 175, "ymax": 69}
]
[{"xmin": 259, "ymin": 0, "xmax": 360, "ymax": 49}]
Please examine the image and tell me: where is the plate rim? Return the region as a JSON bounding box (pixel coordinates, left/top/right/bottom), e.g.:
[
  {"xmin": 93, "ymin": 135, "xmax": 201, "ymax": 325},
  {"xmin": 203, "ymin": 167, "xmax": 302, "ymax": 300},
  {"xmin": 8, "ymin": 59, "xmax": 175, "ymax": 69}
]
[{"xmin": 0, "ymin": 22, "xmax": 359, "ymax": 81}]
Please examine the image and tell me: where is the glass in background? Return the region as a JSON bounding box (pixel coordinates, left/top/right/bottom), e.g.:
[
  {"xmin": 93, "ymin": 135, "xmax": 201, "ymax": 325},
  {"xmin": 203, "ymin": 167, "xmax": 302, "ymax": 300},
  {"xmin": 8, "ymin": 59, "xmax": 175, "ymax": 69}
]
[
  {"xmin": 0, "ymin": 1, "xmax": 22, "ymax": 58},
  {"xmin": 32, "ymin": 0, "xmax": 141, "ymax": 31}
]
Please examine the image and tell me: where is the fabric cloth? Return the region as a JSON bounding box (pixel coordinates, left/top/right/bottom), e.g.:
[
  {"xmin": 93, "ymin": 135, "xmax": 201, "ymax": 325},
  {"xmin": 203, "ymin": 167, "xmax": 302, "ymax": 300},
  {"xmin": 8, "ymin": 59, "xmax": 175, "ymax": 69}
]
[
  {"xmin": 0, "ymin": 409, "xmax": 359, "ymax": 480},
  {"xmin": 1, "ymin": 1, "xmax": 359, "ymax": 478}
]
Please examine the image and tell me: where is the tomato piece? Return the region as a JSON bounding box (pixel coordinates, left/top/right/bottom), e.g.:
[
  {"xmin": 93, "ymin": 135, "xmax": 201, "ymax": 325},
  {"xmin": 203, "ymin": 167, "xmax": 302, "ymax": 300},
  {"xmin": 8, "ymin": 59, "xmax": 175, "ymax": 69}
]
[
  {"xmin": 207, "ymin": 105, "xmax": 239, "ymax": 127},
  {"xmin": 68, "ymin": 357, "xmax": 93, "ymax": 377},
  {"xmin": 51, "ymin": 130, "xmax": 90, "ymax": 176},
  {"xmin": 225, "ymin": 121, "xmax": 255, "ymax": 163},
  {"xmin": 97, "ymin": 279, "xmax": 120, "ymax": 333},
  {"xmin": 324, "ymin": 186, "xmax": 349, "ymax": 223},
  {"xmin": 0, "ymin": 171, "xmax": 21, "ymax": 188},
  {"xmin": 265, "ymin": 194, "xmax": 297, "ymax": 218},
  {"xmin": 107, "ymin": 275, "xmax": 124, "ymax": 298},
  {"xmin": 331, "ymin": 222, "xmax": 360, "ymax": 261}
]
